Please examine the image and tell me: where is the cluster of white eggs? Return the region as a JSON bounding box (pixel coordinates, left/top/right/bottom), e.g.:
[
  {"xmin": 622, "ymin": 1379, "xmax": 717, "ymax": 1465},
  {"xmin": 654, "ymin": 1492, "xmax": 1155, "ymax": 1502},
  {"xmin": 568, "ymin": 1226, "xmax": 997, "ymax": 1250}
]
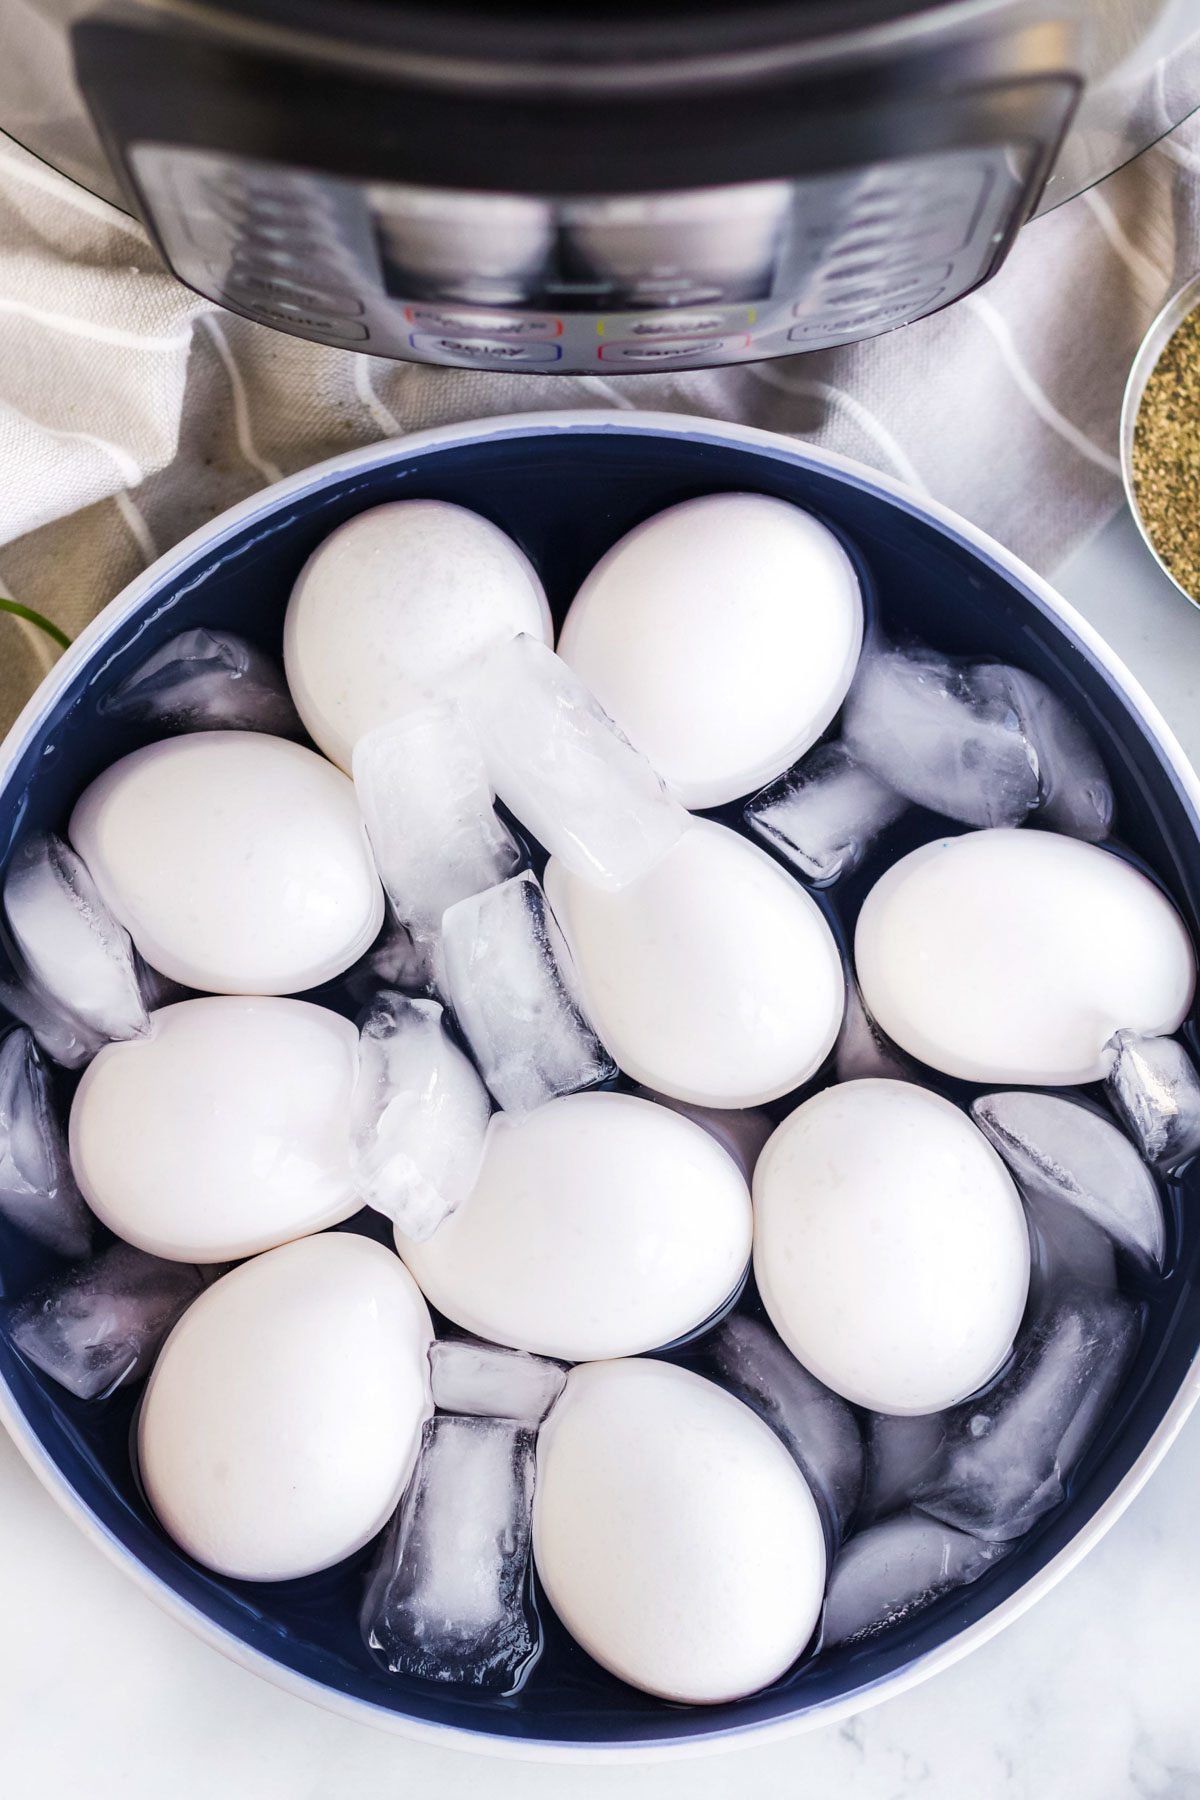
[{"xmin": 22, "ymin": 488, "xmax": 1198, "ymax": 1709}]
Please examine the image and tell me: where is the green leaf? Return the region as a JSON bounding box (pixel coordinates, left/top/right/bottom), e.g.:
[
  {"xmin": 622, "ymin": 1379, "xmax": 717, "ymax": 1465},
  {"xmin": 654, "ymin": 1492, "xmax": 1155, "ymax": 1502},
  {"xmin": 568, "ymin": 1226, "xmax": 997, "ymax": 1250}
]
[{"xmin": 0, "ymin": 597, "xmax": 71, "ymax": 651}]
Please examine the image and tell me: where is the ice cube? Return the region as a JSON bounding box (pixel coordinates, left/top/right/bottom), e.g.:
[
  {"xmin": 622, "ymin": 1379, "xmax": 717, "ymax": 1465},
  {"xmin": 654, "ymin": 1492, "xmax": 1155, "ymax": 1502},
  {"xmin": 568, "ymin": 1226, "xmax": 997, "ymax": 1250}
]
[
  {"xmin": 915, "ymin": 1288, "xmax": 1142, "ymax": 1542},
  {"xmin": 1023, "ymin": 1189, "xmax": 1118, "ymax": 1311},
  {"xmin": 353, "ymin": 702, "xmax": 521, "ymax": 940},
  {"xmin": 858, "ymin": 1411, "xmax": 947, "ymax": 1525},
  {"xmin": 0, "ymin": 1027, "xmax": 92, "ymax": 1258},
  {"xmin": 834, "ymin": 977, "xmax": 918, "ymax": 1085},
  {"xmin": 342, "ymin": 911, "xmax": 439, "ymax": 1007},
  {"xmin": 362, "ymin": 1414, "xmax": 537, "ymax": 1688},
  {"xmin": 841, "ymin": 644, "xmax": 1040, "ymax": 829},
  {"xmin": 972, "ymin": 1090, "xmax": 1165, "ymax": 1270},
  {"xmin": 352, "ymin": 993, "xmax": 491, "ymax": 1241},
  {"xmin": 709, "ymin": 1314, "xmax": 863, "ymax": 1539},
  {"xmin": 1104, "ymin": 1029, "xmax": 1200, "ymax": 1169},
  {"xmin": 459, "ymin": 634, "xmax": 687, "ymax": 890},
  {"xmin": 440, "ymin": 870, "xmax": 615, "ymax": 1118},
  {"xmin": 744, "ymin": 741, "xmax": 908, "ymax": 884},
  {"xmin": 0, "ymin": 967, "xmax": 105, "ymax": 1071},
  {"xmin": 974, "ymin": 665, "xmax": 1112, "ymax": 842},
  {"xmin": 7, "ymin": 1242, "xmax": 204, "ymax": 1400},
  {"xmin": 98, "ymin": 628, "xmax": 302, "ymax": 737},
  {"xmin": 3, "ymin": 832, "xmax": 148, "ymax": 1045},
  {"xmin": 429, "ymin": 1337, "xmax": 566, "ymax": 1423},
  {"xmin": 633, "ymin": 1087, "xmax": 773, "ymax": 1181},
  {"xmin": 822, "ymin": 1510, "xmax": 1006, "ymax": 1648}
]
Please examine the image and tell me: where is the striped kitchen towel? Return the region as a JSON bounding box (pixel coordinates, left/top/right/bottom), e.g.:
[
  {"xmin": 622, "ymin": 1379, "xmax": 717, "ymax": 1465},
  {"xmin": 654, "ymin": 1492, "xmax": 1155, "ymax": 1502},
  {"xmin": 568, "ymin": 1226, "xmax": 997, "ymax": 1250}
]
[{"xmin": 0, "ymin": 112, "xmax": 1195, "ymax": 734}]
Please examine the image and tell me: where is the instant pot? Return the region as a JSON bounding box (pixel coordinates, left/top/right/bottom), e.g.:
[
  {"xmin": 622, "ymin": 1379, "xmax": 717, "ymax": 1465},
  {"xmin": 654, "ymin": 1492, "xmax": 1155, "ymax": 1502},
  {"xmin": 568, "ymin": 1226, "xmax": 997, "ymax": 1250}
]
[{"xmin": 1, "ymin": 2, "xmax": 1198, "ymax": 374}]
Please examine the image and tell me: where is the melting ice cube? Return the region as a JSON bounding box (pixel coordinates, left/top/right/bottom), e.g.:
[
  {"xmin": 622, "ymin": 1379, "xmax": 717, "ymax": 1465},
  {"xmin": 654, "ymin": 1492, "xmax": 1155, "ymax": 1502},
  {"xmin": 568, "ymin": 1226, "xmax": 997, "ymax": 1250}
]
[
  {"xmin": 98, "ymin": 628, "xmax": 302, "ymax": 737},
  {"xmin": 1104, "ymin": 1029, "xmax": 1200, "ymax": 1169},
  {"xmin": 352, "ymin": 993, "xmax": 491, "ymax": 1242},
  {"xmin": 362, "ymin": 1414, "xmax": 538, "ymax": 1688},
  {"xmin": 822, "ymin": 1510, "xmax": 1006, "ymax": 1648},
  {"xmin": 1023, "ymin": 1189, "xmax": 1119, "ymax": 1314},
  {"xmin": 7, "ymin": 1242, "xmax": 204, "ymax": 1400},
  {"xmin": 841, "ymin": 644, "xmax": 1040, "ymax": 829},
  {"xmin": 709, "ymin": 1313, "xmax": 863, "ymax": 1539},
  {"xmin": 744, "ymin": 740, "xmax": 908, "ymax": 884},
  {"xmin": 3, "ymin": 832, "xmax": 147, "ymax": 1048},
  {"xmin": 972, "ymin": 1089, "xmax": 1165, "ymax": 1270},
  {"xmin": 974, "ymin": 665, "xmax": 1112, "ymax": 842},
  {"xmin": 915, "ymin": 1288, "xmax": 1142, "ymax": 1542},
  {"xmin": 429, "ymin": 1337, "xmax": 566, "ymax": 1423},
  {"xmin": 342, "ymin": 911, "xmax": 439, "ymax": 1008},
  {"xmin": 858, "ymin": 1411, "xmax": 947, "ymax": 1526},
  {"xmin": 353, "ymin": 702, "xmax": 521, "ymax": 940},
  {"xmin": 0, "ymin": 1026, "xmax": 92, "ymax": 1257},
  {"xmin": 440, "ymin": 870, "xmax": 615, "ymax": 1118},
  {"xmin": 459, "ymin": 634, "xmax": 687, "ymax": 890},
  {"xmin": 0, "ymin": 966, "xmax": 105, "ymax": 1072}
]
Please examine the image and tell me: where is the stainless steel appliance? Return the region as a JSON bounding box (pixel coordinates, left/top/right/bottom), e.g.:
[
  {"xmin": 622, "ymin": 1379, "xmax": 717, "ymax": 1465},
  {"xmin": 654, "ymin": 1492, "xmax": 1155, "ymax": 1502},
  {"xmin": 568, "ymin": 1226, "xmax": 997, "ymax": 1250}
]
[{"xmin": 1, "ymin": 2, "xmax": 1198, "ymax": 374}]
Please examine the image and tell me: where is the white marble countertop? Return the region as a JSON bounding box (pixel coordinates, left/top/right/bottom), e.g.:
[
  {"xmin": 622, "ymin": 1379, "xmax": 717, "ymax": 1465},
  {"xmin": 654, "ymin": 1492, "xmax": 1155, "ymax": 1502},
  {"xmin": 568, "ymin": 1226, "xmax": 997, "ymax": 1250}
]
[{"xmin": 4, "ymin": 503, "xmax": 1200, "ymax": 1800}]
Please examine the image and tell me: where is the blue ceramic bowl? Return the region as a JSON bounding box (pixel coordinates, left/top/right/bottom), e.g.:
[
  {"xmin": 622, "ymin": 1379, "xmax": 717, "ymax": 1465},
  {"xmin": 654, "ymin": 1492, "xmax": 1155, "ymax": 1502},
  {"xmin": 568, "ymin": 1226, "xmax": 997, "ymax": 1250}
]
[{"xmin": 2, "ymin": 412, "xmax": 1199, "ymax": 1762}]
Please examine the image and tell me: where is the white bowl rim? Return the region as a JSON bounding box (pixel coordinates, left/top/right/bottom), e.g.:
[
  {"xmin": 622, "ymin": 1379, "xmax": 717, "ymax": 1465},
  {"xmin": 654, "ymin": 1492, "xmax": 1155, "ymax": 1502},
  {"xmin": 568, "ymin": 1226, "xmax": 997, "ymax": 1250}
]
[{"xmin": 3, "ymin": 407, "xmax": 1200, "ymax": 1765}]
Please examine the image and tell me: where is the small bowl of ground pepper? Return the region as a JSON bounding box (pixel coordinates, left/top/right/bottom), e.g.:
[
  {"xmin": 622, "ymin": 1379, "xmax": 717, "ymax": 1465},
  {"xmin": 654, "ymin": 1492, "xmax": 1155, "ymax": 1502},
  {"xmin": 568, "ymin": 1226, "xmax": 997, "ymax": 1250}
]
[{"xmin": 1122, "ymin": 272, "xmax": 1200, "ymax": 605}]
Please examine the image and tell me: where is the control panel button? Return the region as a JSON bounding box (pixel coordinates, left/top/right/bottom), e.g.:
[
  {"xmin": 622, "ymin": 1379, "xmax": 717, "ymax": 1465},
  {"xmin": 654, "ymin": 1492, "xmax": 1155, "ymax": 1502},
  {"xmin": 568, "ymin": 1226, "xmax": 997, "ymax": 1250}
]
[
  {"xmin": 408, "ymin": 333, "xmax": 563, "ymax": 364},
  {"xmin": 228, "ymin": 244, "xmax": 326, "ymax": 274},
  {"xmin": 788, "ymin": 290, "xmax": 946, "ymax": 339},
  {"xmin": 813, "ymin": 264, "xmax": 954, "ymax": 308},
  {"xmin": 613, "ymin": 312, "xmax": 729, "ymax": 338},
  {"xmin": 597, "ymin": 334, "xmax": 750, "ymax": 364},
  {"xmin": 230, "ymin": 297, "xmax": 369, "ymax": 338},
  {"xmin": 831, "ymin": 219, "xmax": 962, "ymax": 255},
  {"xmin": 225, "ymin": 274, "xmax": 365, "ymax": 313},
  {"xmin": 227, "ymin": 255, "xmax": 351, "ymax": 296},
  {"xmin": 819, "ymin": 257, "xmax": 952, "ymax": 290},
  {"xmin": 202, "ymin": 181, "xmax": 316, "ymax": 230},
  {"xmin": 406, "ymin": 306, "xmax": 561, "ymax": 338},
  {"xmin": 405, "ymin": 305, "xmax": 561, "ymax": 339}
]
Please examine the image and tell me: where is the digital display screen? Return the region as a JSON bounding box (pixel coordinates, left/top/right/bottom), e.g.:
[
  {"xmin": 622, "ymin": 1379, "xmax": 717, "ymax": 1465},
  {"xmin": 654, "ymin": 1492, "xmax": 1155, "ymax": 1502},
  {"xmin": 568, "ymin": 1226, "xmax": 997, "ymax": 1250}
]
[{"xmin": 369, "ymin": 182, "xmax": 787, "ymax": 311}]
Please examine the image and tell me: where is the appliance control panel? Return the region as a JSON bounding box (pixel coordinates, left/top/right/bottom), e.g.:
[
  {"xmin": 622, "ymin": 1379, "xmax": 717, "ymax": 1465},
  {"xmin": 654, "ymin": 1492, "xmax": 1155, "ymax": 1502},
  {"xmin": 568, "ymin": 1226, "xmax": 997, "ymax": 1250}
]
[{"xmin": 130, "ymin": 142, "xmax": 1031, "ymax": 374}]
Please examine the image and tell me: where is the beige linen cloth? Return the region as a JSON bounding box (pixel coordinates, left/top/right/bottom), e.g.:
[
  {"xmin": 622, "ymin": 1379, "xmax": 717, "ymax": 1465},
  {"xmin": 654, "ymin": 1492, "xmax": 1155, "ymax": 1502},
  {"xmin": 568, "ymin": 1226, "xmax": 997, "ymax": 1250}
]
[{"xmin": 0, "ymin": 115, "xmax": 1198, "ymax": 735}]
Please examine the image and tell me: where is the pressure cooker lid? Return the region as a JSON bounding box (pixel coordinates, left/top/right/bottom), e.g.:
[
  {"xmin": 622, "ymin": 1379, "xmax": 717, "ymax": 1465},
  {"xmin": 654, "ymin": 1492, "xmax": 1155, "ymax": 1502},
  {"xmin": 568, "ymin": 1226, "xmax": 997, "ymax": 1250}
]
[
  {"xmin": 209, "ymin": 0, "xmax": 961, "ymax": 67},
  {"xmin": 0, "ymin": 1, "xmax": 1196, "ymax": 220}
]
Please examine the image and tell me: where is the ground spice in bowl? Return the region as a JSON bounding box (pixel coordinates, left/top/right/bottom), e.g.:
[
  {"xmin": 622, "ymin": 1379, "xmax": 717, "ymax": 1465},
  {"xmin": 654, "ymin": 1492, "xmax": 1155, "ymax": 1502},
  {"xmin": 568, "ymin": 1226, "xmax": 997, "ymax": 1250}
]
[{"xmin": 1131, "ymin": 303, "xmax": 1200, "ymax": 602}]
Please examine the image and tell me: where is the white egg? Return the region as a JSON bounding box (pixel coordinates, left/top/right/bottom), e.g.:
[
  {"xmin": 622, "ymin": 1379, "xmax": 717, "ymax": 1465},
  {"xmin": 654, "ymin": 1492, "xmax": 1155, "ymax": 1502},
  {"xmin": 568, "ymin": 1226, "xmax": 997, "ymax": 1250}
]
[
  {"xmin": 557, "ymin": 493, "xmax": 863, "ymax": 809},
  {"xmin": 69, "ymin": 732, "xmax": 383, "ymax": 995},
  {"xmin": 544, "ymin": 818, "xmax": 844, "ymax": 1107},
  {"xmin": 855, "ymin": 829, "xmax": 1196, "ymax": 1084},
  {"xmin": 533, "ymin": 1358, "xmax": 826, "ymax": 1703},
  {"xmin": 283, "ymin": 499, "xmax": 552, "ymax": 770},
  {"xmin": 754, "ymin": 1079, "xmax": 1030, "ymax": 1415},
  {"xmin": 396, "ymin": 1091, "xmax": 751, "ymax": 1361},
  {"xmin": 138, "ymin": 1233, "xmax": 432, "ymax": 1581},
  {"xmin": 69, "ymin": 997, "xmax": 360, "ymax": 1262}
]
